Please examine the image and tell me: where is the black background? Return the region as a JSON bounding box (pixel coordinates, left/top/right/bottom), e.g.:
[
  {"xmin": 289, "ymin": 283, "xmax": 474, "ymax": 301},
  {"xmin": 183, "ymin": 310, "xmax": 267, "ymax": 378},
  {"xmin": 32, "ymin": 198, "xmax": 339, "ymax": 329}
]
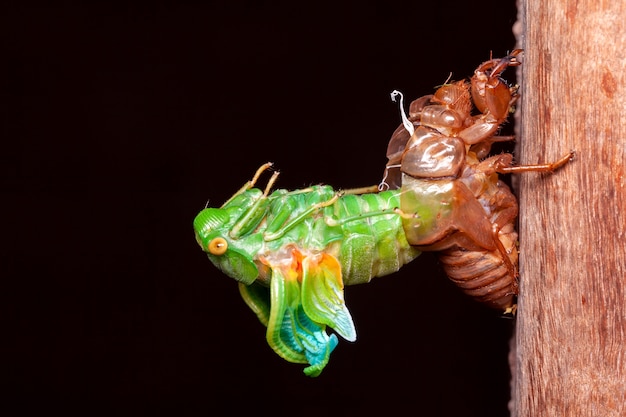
[{"xmin": 2, "ymin": 2, "xmax": 519, "ymax": 416}]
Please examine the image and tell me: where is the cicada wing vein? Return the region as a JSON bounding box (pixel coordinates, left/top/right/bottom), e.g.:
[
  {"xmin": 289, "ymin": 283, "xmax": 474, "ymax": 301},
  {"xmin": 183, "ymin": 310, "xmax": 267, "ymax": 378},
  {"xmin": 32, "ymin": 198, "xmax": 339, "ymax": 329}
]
[
  {"xmin": 301, "ymin": 253, "xmax": 357, "ymax": 342},
  {"xmin": 263, "ymin": 251, "xmax": 338, "ymax": 375}
]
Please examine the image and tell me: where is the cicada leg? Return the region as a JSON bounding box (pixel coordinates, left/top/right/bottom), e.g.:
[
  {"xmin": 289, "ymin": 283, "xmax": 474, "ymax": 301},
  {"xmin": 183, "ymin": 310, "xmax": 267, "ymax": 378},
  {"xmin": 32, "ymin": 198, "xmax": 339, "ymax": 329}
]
[
  {"xmin": 469, "ymin": 135, "xmax": 515, "ymax": 159},
  {"xmin": 263, "ymin": 192, "xmax": 342, "ymax": 241},
  {"xmin": 250, "ymin": 162, "xmax": 274, "ymax": 188},
  {"xmin": 228, "ymin": 164, "xmax": 280, "ymax": 239},
  {"xmin": 491, "ymin": 222, "xmax": 517, "ymax": 278},
  {"xmin": 264, "ymin": 185, "xmax": 413, "ymax": 241},
  {"xmin": 342, "ymin": 184, "xmax": 381, "ymax": 195},
  {"xmin": 496, "ymin": 151, "xmax": 575, "ymax": 174},
  {"xmin": 221, "ymin": 162, "xmax": 277, "ymax": 208},
  {"xmin": 262, "ymin": 171, "xmax": 280, "ymax": 196}
]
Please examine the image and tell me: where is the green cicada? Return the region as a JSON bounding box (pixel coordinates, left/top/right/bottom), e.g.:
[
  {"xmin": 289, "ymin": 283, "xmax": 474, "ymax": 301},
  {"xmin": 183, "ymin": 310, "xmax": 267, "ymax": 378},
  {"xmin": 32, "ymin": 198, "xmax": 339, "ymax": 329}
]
[{"xmin": 193, "ymin": 163, "xmax": 421, "ymax": 376}]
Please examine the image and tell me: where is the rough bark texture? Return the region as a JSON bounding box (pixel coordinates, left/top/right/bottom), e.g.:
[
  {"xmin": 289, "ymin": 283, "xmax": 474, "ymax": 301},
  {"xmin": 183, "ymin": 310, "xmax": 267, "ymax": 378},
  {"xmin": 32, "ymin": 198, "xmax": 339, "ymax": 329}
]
[{"xmin": 513, "ymin": 0, "xmax": 626, "ymax": 415}]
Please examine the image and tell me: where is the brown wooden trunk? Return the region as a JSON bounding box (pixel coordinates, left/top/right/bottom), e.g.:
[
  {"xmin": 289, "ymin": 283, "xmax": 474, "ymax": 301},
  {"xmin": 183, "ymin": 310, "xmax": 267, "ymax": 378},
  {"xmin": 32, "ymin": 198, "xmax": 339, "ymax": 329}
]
[{"xmin": 512, "ymin": 0, "xmax": 626, "ymax": 415}]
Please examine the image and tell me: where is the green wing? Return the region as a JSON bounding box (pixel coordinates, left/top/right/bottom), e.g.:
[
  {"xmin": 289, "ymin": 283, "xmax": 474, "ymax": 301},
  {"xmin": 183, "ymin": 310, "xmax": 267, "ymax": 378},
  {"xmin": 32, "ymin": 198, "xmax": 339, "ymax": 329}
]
[
  {"xmin": 301, "ymin": 252, "xmax": 356, "ymax": 342},
  {"xmin": 239, "ymin": 247, "xmax": 354, "ymax": 376}
]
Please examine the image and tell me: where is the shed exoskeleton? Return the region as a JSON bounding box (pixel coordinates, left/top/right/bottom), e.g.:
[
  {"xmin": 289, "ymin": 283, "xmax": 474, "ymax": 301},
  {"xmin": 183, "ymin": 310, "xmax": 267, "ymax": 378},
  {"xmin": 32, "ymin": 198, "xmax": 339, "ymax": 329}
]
[{"xmin": 382, "ymin": 50, "xmax": 573, "ymax": 312}]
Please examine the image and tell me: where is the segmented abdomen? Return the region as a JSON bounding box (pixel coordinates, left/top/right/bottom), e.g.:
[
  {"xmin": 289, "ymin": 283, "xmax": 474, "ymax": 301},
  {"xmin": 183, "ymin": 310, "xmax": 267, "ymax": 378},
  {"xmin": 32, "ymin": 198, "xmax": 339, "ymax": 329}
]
[
  {"xmin": 333, "ymin": 191, "xmax": 421, "ymax": 285},
  {"xmin": 438, "ymin": 222, "xmax": 518, "ymax": 310},
  {"xmin": 437, "ymin": 179, "xmax": 519, "ymax": 311}
]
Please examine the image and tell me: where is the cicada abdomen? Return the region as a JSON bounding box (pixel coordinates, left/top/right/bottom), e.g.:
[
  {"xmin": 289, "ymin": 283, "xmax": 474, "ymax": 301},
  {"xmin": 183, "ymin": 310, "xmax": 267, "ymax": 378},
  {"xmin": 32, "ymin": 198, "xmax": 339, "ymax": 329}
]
[
  {"xmin": 400, "ymin": 159, "xmax": 520, "ymax": 311},
  {"xmin": 384, "ymin": 50, "xmax": 573, "ymax": 312},
  {"xmin": 436, "ymin": 154, "xmax": 520, "ymax": 311}
]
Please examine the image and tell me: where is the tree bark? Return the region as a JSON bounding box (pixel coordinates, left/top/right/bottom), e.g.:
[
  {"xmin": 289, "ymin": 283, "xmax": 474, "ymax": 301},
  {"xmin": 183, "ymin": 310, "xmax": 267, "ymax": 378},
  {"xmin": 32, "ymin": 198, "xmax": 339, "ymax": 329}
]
[{"xmin": 513, "ymin": 0, "xmax": 626, "ymax": 415}]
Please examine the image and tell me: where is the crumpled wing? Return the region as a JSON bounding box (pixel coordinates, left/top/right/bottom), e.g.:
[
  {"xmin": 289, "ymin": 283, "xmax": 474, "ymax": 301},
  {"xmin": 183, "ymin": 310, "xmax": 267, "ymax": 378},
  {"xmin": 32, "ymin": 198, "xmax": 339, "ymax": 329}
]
[
  {"xmin": 260, "ymin": 249, "xmax": 342, "ymax": 376},
  {"xmin": 301, "ymin": 252, "xmax": 357, "ymax": 342}
]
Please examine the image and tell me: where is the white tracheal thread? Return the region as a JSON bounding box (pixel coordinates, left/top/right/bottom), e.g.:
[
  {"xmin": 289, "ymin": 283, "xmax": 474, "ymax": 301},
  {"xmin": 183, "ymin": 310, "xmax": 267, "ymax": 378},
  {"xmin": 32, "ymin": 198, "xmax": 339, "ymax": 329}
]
[
  {"xmin": 379, "ymin": 90, "xmax": 413, "ymax": 192},
  {"xmin": 390, "ymin": 90, "xmax": 414, "ymax": 136},
  {"xmin": 378, "ymin": 164, "xmax": 401, "ymax": 191}
]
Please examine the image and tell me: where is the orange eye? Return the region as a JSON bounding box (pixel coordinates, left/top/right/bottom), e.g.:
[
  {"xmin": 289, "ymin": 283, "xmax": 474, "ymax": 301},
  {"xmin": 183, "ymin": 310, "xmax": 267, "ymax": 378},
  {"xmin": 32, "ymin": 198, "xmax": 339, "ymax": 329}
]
[{"xmin": 208, "ymin": 237, "xmax": 228, "ymax": 255}]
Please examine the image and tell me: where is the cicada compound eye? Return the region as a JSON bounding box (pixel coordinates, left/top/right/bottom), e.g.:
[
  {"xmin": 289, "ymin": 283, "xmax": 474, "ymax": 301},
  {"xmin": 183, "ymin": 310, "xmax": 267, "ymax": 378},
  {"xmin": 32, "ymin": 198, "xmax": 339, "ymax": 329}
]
[{"xmin": 208, "ymin": 237, "xmax": 228, "ymax": 255}]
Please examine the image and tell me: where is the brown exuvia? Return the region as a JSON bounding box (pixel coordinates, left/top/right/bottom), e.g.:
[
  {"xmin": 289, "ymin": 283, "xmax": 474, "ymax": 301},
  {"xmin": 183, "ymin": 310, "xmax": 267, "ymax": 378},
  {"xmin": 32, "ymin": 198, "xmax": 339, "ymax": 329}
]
[{"xmin": 382, "ymin": 50, "xmax": 573, "ymax": 312}]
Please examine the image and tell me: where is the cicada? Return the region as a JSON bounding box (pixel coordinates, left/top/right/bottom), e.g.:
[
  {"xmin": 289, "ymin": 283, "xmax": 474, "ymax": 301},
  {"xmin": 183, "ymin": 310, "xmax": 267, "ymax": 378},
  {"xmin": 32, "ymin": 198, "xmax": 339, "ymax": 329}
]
[
  {"xmin": 193, "ymin": 163, "xmax": 421, "ymax": 376},
  {"xmin": 194, "ymin": 51, "xmax": 573, "ymax": 376},
  {"xmin": 382, "ymin": 49, "xmax": 573, "ymax": 312}
]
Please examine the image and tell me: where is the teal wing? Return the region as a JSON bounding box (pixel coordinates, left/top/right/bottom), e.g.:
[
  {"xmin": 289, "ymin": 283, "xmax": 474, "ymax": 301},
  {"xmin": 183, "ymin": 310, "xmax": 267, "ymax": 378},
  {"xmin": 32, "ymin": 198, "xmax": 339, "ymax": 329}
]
[{"xmin": 238, "ymin": 247, "xmax": 355, "ymax": 376}]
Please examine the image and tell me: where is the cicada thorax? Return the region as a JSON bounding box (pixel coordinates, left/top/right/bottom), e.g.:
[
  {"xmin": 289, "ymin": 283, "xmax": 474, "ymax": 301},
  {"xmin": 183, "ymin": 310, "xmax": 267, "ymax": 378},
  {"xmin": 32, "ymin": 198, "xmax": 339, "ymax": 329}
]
[{"xmin": 385, "ymin": 51, "xmax": 524, "ymax": 312}]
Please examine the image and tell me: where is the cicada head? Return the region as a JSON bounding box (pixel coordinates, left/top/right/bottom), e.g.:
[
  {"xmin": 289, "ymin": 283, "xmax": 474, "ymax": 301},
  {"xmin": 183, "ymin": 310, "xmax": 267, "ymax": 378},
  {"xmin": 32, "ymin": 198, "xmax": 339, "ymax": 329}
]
[{"xmin": 193, "ymin": 205, "xmax": 263, "ymax": 286}]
